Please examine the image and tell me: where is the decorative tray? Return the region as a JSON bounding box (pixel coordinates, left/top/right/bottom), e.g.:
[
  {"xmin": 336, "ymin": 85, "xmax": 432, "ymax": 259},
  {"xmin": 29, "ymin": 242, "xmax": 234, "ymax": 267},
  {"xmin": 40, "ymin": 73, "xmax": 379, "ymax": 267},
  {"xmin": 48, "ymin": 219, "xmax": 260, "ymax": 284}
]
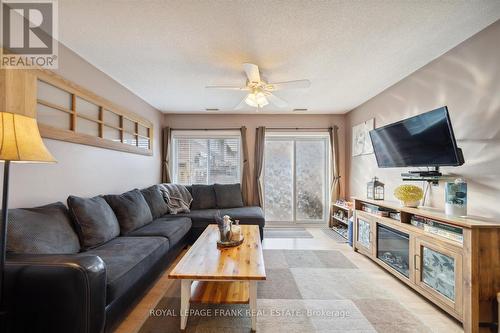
[{"xmin": 217, "ymin": 235, "xmax": 244, "ymax": 248}]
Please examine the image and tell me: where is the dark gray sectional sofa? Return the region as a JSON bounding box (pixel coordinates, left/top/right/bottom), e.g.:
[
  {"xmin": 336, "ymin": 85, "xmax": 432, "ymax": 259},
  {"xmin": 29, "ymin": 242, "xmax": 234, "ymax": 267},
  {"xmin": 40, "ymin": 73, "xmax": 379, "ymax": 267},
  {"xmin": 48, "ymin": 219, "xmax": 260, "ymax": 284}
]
[{"xmin": 4, "ymin": 183, "xmax": 264, "ymax": 333}]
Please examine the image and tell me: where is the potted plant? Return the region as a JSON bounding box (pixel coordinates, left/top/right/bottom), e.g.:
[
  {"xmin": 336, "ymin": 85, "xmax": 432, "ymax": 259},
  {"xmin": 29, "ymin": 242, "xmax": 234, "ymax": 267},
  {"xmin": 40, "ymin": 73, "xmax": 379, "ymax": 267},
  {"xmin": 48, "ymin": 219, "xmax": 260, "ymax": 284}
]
[{"xmin": 394, "ymin": 185, "xmax": 424, "ymax": 208}]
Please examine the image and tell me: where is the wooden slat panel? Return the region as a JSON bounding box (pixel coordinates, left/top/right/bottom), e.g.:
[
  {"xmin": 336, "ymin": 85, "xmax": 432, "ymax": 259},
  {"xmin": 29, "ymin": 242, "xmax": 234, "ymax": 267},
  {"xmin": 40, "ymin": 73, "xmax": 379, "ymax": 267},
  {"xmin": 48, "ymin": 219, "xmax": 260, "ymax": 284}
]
[
  {"xmin": 33, "ymin": 69, "xmax": 154, "ymax": 155},
  {"xmin": 190, "ymin": 281, "xmax": 249, "ymax": 304},
  {"xmin": 35, "ymin": 69, "xmax": 152, "ymax": 127},
  {"xmin": 71, "ymin": 93, "xmax": 76, "ymax": 131},
  {"xmin": 39, "ymin": 124, "xmax": 152, "ymax": 156},
  {"xmin": 169, "ymin": 225, "xmax": 266, "ymax": 281},
  {"xmin": 98, "ymin": 106, "xmax": 103, "ymax": 138},
  {"xmin": 37, "ymin": 99, "xmax": 73, "ymax": 115}
]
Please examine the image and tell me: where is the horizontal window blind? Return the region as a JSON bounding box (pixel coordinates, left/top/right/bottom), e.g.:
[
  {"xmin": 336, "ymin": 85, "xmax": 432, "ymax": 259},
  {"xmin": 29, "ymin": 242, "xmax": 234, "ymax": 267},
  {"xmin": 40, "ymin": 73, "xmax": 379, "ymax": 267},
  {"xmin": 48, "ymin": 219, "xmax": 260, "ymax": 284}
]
[{"xmin": 172, "ymin": 132, "xmax": 241, "ymax": 185}]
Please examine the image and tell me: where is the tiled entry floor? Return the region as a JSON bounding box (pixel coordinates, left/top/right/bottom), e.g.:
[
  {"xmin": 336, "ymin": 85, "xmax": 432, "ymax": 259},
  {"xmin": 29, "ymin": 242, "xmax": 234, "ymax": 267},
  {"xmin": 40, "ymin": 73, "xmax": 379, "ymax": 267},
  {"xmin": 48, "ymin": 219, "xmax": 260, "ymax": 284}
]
[{"xmin": 115, "ymin": 228, "xmax": 464, "ymax": 333}]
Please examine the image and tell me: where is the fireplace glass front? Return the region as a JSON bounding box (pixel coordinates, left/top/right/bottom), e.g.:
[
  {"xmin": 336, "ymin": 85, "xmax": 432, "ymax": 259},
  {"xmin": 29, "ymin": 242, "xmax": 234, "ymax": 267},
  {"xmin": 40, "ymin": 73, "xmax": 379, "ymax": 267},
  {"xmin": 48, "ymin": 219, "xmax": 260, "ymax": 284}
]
[{"xmin": 377, "ymin": 224, "xmax": 410, "ymax": 278}]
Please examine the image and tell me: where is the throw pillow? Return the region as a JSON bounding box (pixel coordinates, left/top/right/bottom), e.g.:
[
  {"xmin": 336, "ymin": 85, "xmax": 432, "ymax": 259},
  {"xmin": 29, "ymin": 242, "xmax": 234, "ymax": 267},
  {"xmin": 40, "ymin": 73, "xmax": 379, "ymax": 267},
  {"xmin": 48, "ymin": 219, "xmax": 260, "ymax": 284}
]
[
  {"xmin": 141, "ymin": 185, "xmax": 169, "ymax": 218},
  {"xmin": 7, "ymin": 202, "xmax": 81, "ymax": 254},
  {"xmin": 214, "ymin": 183, "xmax": 244, "ymax": 208},
  {"xmin": 68, "ymin": 195, "xmax": 120, "ymax": 249},
  {"xmin": 104, "ymin": 189, "xmax": 153, "ymax": 234},
  {"xmin": 191, "ymin": 185, "xmax": 217, "ymax": 210}
]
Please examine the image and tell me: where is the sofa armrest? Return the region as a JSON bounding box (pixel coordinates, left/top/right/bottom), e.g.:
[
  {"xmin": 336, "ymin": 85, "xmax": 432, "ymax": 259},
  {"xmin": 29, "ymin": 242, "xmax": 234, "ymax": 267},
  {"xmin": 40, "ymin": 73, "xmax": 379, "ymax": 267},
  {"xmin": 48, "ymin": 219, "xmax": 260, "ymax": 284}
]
[{"xmin": 4, "ymin": 253, "xmax": 106, "ymax": 333}]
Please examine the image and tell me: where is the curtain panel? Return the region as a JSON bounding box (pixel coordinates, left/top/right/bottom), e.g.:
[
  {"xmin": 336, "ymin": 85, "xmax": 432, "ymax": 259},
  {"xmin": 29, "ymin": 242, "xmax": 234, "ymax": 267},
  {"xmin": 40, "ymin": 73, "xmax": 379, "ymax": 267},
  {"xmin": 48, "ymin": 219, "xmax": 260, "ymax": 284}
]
[
  {"xmin": 162, "ymin": 127, "xmax": 172, "ymax": 183},
  {"xmin": 253, "ymin": 126, "xmax": 266, "ymax": 206},
  {"xmin": 329, "ymin": 126, "xmax": 340, "ymax": 216},
  {"xmin": 240, "ymin": 126, "xmax": 252, "ymax": 205}
]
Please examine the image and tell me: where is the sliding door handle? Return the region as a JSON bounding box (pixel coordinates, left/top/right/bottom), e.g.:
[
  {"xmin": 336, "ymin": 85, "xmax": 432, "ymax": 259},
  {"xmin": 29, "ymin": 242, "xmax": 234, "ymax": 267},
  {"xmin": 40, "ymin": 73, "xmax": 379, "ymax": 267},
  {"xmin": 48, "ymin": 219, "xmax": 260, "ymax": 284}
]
[{"xmin": 414, "ymin": 254, "xmax": 420, "ymax": 271}]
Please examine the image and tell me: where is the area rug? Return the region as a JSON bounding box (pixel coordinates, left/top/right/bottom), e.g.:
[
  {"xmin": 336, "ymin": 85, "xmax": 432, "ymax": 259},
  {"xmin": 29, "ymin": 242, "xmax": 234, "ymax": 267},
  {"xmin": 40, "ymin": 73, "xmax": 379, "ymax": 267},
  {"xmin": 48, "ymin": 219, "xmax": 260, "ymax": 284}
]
[
  {"xmin": 264, "ymin": 227, "xmax": 314, "ymax": 238},
  {"xmin": 321, "ymin": 227, "xmax": 348, "ymax": 243},
  {"xmin": 139, "ymin": 249, "xmax": 431, "ymax": 333}
]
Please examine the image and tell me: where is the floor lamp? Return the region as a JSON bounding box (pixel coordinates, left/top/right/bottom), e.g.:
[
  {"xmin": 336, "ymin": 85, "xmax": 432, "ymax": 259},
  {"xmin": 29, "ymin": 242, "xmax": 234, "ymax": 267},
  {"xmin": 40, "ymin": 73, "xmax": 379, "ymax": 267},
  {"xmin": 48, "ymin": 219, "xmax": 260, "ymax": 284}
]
[{"xmin": 0, "ymin": 112, "xmax": 56, "ymax": 327}]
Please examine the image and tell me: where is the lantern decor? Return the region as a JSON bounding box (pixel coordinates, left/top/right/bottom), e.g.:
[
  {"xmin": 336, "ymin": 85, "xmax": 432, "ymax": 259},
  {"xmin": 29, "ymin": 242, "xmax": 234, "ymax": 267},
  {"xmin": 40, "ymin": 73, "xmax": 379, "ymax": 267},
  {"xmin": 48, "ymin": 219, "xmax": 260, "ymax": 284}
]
[{"xmin": 367, "ymin": 177, "xmax": 385, "ymax": 200}]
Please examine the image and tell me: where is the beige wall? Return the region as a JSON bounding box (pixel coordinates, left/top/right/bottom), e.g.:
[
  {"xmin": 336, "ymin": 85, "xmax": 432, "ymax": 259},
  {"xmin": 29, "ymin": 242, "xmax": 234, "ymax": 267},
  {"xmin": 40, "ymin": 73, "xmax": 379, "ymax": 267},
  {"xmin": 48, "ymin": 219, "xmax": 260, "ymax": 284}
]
[
  {"xmin": 5, "ymin": 43, "xmax": 163, "ymax": 208},
  {"xmin": 164, "ymin": 114, "xmax": 347, "ymax": 199},
  {"xmin": 346, "ymin": 20, "xmax": 500, "ymax": 219}
]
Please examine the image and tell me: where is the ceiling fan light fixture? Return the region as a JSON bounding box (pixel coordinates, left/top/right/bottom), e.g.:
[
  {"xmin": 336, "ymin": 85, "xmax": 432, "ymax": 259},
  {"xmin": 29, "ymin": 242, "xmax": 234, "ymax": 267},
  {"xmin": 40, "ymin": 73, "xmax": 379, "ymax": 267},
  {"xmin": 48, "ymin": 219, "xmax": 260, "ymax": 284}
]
[
  {"xmin": 255, "ymin": 92, "xmax": 268, "ymax": 106},
  {"xmin": 244, "ymin": 93, "xmax": 257, "ymax": 107},
  {"xmin": 245, "ymin": 92, "xmax": 268, "ymax": 108},
  {"xmin": 206, "ymin": 63, "xmax": 309, "ymax": 110}
]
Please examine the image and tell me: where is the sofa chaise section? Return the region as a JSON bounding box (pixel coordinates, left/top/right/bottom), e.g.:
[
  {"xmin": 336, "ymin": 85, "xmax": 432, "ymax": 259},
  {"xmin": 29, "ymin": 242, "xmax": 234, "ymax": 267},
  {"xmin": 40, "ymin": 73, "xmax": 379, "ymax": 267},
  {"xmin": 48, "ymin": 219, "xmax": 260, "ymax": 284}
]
[
  {"xmin": 179, "ymin": 183, "xmax": 266, "ymax": 241},
  {"xmin": 184, "ymin": 207, "xmax": 265, "ymax": 240}
]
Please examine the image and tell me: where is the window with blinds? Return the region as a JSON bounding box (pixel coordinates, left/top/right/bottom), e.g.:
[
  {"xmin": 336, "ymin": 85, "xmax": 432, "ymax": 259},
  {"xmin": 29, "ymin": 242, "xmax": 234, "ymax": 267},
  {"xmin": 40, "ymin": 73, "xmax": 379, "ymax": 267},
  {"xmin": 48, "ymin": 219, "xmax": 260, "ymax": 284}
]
[{"xmin": 171, "ymin": 131, "xmax": 241, "ymax": 185}]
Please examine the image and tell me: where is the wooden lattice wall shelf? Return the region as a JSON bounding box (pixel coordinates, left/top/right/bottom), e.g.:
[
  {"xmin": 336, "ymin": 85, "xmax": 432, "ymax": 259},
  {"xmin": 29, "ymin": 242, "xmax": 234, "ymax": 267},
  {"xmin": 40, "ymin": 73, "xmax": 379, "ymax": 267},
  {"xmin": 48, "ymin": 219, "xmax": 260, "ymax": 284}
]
[{"xmin": 34, "ymin": 69, "xmax": 153, "ymax": 156}]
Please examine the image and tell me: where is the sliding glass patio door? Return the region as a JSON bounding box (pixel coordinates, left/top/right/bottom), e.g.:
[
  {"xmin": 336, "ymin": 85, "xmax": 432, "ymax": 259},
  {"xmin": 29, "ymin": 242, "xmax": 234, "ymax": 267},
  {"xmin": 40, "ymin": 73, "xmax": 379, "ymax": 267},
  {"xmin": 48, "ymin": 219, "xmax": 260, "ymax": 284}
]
[{"xmin": 264, "ymin": 134, "xmax": 329, "ymax": 224}]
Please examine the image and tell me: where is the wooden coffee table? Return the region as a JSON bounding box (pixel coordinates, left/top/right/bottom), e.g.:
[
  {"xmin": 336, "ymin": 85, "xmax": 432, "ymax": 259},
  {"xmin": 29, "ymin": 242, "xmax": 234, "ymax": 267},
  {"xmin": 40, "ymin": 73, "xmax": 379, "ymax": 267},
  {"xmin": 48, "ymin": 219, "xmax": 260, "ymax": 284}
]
[{"xmin": 169, "ymin": 224, "xmax": 266, "ymax": 331}]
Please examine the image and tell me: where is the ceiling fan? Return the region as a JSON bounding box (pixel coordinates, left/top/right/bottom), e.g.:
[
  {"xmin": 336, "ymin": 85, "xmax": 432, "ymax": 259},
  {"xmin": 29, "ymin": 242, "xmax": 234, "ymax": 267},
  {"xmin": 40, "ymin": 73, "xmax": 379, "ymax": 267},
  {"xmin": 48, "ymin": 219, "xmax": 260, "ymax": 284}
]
[{"xmin": 206, "ymin": 63, "xmax": 311, "ymax": 110}]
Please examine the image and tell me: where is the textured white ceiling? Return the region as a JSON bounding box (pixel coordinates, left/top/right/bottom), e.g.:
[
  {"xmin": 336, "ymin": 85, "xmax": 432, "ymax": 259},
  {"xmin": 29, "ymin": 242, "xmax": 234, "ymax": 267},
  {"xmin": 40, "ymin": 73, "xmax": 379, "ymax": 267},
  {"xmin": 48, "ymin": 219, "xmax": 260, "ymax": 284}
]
[{"xmin": 58, "ymin": 1, "xmax": 500, "ymax": 114}]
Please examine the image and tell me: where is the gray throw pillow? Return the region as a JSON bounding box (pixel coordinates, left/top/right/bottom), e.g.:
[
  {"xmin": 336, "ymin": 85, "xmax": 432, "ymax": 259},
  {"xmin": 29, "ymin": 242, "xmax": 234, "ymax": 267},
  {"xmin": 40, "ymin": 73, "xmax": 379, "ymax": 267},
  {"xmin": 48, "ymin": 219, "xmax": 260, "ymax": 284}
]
[
  {"xmin": 104, "ymin": 189, "xmax": 153, "ymax": 234},
  {"xmin": 191, "ymin": 185, "xmax": 217, "ymax": 210},
  {"xmin": 68, "ymin": 195, "xmax": 120, "ymax": 249},
  {"xmin": 7, "ymin": 202, "xmax": 81, "ymax": 254},
  {"xmin": 141, "ymin": 185, "xmax": 169, "ymax": 218},
  {"xmin": 214, "ymin": 183, "xmax": 244, "ymax": 208}
]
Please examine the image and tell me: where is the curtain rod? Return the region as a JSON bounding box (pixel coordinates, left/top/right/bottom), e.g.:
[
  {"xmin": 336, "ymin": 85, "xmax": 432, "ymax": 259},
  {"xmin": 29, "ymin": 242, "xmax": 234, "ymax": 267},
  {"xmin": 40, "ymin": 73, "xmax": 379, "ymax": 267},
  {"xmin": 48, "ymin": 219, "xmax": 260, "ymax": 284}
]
[
  {"xmin": 170, "ymin": 128, "xmax": 241, "ymax": 131},
  {"xmin": 266, "ymin": 127, "xmax": 335, "ymax": 130},
  {"xmin": 169, "ymin": 126, "xmax": 337, "ymax": 131}
]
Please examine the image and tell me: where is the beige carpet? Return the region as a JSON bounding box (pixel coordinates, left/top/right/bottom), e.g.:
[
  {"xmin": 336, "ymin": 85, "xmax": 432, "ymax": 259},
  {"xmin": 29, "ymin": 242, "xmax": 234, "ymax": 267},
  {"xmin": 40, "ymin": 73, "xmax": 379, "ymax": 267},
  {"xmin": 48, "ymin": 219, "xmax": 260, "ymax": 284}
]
[{"xmin": 139, "ymin": 250, "xmax": 431, "ymax": 333}]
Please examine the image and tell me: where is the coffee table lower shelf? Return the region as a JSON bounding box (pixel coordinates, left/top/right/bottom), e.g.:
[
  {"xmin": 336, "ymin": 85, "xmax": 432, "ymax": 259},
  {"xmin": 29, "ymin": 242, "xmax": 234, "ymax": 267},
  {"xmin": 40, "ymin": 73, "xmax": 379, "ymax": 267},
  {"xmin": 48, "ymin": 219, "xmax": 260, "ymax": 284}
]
[
  {"xmin": 190, "ymin": 281, "xmax": 249, "ymax": 304},
  {"xmin": 180, "ymin": 279, "xmax": 258, "ymax": 332}
]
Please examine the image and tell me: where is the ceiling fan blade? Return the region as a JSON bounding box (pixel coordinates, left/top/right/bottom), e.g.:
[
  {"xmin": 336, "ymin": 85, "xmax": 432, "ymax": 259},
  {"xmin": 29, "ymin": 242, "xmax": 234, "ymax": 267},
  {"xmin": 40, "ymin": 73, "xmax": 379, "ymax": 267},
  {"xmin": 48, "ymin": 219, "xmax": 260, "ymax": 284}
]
[
  {"xmin": 243, "ymin": 63, "xmax": 261, "ymax": 83},
  {"xmin": 205, "ymin": 85, "xmax": 249, "ymax": 91},
  {"xmin": 265, "ymin": 92, "xmax": 288, "ymax": 108},
  {"xmin": 266, "ymin": 79, "xmax": 311, "ymax": 91},
  {"xmin": 234, "ymin": 96, "xmax": 248, "ymax": 110}
]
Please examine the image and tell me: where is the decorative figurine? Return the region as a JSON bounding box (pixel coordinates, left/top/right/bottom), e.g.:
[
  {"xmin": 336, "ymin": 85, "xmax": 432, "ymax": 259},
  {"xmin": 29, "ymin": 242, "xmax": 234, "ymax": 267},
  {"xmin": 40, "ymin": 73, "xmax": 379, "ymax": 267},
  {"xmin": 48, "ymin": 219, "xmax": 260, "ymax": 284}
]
[{"xmin": 445, "ymin": 178, "xmax": 467, "ymax": 217}]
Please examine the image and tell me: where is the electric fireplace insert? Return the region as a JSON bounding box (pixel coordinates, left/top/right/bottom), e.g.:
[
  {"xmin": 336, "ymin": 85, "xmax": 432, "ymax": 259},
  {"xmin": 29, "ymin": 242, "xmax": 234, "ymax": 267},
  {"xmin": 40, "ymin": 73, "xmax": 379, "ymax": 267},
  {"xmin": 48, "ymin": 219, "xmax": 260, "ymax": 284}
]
[{"xmin": 377, "ymin": 224, "xmax": 410, "ymax": 278}]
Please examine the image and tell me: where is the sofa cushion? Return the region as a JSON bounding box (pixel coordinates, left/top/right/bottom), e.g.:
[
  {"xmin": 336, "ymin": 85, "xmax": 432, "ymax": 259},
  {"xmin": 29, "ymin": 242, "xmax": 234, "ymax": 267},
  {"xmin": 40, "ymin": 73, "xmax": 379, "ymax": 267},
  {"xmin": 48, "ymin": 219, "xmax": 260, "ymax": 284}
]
[
  {"xmin": 68, "ymin": 196, "xmax": 120, "ymax": 249},
  {"xmin": 214, "ymin": 183, "xmax": 244, "ymax": 208},
  {"xmin": 84, "ymin": 236, "xmax": 168, "ymax": 304},
  {"xmin": 190, "ymin": 185, "xmax": 216, "ymax": 210},
  {"xmin": 7, "ymin": 202, "xmax": 80, "ymax": 254},
  {"xmin": 180, "ymin": 208, "xmax": 219, "ymax": 228},
  {"xmin": 128, "ymin": 216, "xmax": 191, "ymax": 247},
  {"xmin": 220, "ymin": 206, "xmax": 265, "ymax": 228},
  {"xmin": 104, "ymin": 189, "xmax": 153, "ymax": 234},
  {"xmin": 141, "ymin": 185, "xmax": 168, "ymax": 219}
]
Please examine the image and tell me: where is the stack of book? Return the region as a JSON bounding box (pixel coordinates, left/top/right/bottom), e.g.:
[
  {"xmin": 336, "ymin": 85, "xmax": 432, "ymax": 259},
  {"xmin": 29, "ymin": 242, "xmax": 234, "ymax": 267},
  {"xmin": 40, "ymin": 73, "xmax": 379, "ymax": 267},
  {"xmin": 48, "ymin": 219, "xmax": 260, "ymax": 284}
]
[
  {"xmin": 410, "ymin": 216, "xmax": 463, "ymax": 243},
  {"xmin": 361, "ymin": 203, "xmax": 390, "ymax": 217}
]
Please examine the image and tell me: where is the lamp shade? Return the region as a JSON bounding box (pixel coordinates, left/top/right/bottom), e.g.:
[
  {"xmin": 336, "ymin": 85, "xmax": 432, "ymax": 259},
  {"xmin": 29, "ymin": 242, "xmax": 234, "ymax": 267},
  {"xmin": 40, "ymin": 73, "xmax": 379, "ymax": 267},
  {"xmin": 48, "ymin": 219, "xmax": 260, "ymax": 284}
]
[{"xmin": 0, "ymin": 112, "xmax": 56, "ymax": 163}]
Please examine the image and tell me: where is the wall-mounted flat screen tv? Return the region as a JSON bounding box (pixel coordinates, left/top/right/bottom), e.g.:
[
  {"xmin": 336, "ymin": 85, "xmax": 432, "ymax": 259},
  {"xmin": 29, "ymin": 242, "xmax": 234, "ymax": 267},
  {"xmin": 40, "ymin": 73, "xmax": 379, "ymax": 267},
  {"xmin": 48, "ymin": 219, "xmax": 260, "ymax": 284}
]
[{"xmin": 369, "ymin": 106, "xmax": 464, "ymax": 168}]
